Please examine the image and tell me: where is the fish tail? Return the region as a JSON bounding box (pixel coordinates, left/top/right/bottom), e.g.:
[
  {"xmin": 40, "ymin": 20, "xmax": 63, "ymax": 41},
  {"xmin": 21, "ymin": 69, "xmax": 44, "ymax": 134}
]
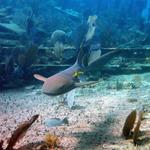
[{"xmin": 75, "ymin": 42, "xmax": 90, "ymax": 69}]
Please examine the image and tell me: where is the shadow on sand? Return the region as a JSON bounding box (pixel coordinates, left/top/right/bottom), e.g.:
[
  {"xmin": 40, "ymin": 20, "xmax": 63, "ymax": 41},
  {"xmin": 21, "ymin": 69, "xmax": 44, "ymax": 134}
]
[{"xmin": 74, "ymin": 113, "xmax": 121, "ymax": 150}]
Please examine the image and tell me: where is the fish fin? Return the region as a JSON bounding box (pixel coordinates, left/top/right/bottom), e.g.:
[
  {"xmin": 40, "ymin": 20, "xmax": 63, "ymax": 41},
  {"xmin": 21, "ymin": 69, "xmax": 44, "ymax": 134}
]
[
  {"xmin": 58, "ymin": 82, "xmax": 74, "ymax": 93},
  {"xmin": 75, "ymin": 80, "xmax": 98, "ymax": 87},
  {"xmin": 62, "ymin": 117, "xmax": 69, "ymax": 124},
  {"xmin": 86, "ymin": 50, "xmax": 121, "ymax": 71},
  {"xmin": 75, "ymin": 42, "xmax": 90, "ymax": 68},
  {"xmin": 34, "ymin": 74, "xmax": 47, "ymax": 82},
  {"xmin": 88, "ymin": 49, "xmax": 101, "ymax": 65}
]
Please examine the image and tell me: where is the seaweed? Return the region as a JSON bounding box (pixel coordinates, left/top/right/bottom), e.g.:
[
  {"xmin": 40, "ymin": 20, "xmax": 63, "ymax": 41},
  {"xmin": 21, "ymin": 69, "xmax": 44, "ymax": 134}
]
[
  {"xmin": 122, "ymin": 110, "xmax": 136, "ymax": 139},
  {"xmin": 0, "ymin": 114, "xmax": 63, "ymax": 150},
  {"xmin": 0, "ymin": 114, "xmax": 39, "ymax": 150},
  {"xmin": 6, "ymin": 114, "xmax": 39, "ymax": 150}
]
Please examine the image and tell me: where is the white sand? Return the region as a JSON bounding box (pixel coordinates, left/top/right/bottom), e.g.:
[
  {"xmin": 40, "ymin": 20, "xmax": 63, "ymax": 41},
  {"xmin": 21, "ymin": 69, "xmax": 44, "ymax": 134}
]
[{"xmin": 0, "ymin": 73, "xmax": 150, "ymax": 150}]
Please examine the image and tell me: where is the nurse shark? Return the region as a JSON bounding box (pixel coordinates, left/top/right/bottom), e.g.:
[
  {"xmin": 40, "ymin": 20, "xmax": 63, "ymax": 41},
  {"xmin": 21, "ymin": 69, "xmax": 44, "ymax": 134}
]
[{"xmin": 34, "ymin": 44, "xmax": 120, "ymax": 96}]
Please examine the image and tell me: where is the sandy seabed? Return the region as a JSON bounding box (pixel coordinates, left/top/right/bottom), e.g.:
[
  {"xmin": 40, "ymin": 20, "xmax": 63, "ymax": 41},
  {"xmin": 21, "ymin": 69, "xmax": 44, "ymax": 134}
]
[{"xmin": 0, "ymin": 73, "xmax": 150, "ymax": 150}]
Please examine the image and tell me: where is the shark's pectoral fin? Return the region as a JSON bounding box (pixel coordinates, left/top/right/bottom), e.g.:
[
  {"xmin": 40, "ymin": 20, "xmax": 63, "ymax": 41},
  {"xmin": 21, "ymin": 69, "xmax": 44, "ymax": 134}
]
[
  {"xmin": 33, "ymin": 74, "xmax": 47, "ymax": 82},
  {"xmin": 75, "ymin": 80, "xmax": 98, "ymax": 87},
  {"xmin": 85, "ymin": 50, "xmax": 121, "ymax": 71}
]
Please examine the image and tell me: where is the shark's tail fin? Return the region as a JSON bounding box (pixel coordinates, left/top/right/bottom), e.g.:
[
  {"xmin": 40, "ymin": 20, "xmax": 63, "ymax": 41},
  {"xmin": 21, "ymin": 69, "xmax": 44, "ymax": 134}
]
[
  {"xmin": 34, "ymin": 74, "xmax": 47, "ymax": 82},
  {"xmin": 75, "ymin": 41, "xmax": 90, "ymax": 69}
]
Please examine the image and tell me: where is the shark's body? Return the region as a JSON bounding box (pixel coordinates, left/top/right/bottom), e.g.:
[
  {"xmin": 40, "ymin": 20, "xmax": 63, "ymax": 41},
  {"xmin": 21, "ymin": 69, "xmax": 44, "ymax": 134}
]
[
  {"xmin": 34, "ymin": 62, "xmax": 82, "ymax": 95},
  {"xmin": 34, "ymin": 45, "xmax": 120, "ymax": 96}
]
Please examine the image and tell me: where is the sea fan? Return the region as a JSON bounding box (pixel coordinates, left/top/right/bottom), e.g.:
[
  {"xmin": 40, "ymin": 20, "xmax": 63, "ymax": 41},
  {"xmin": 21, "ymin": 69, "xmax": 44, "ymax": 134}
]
[
  {"xmin": 122, "ymin": 110, "xmax": 136, "ymax": 139},
  {"xmin": 133, "ymin": 111, "xmax": 143, "ymax": 145}
]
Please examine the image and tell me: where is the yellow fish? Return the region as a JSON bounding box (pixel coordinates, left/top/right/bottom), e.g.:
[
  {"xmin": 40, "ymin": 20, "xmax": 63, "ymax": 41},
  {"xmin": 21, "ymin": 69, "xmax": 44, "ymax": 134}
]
[{"xmin": 73, "ymin": 71, "xmax": 84, "ymax": 78}]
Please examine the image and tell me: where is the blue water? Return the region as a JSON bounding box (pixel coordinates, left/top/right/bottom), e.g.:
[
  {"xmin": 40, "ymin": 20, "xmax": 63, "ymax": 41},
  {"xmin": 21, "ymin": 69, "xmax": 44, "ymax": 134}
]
[{"xmin": 0, "ymin": 0, "xmax": 150, "ymax": 88}]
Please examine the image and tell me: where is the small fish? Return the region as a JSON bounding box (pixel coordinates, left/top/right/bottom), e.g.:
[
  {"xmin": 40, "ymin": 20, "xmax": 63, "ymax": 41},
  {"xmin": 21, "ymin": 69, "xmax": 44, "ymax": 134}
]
[
  {"xmin": 44, "ymin": 117, "xmax": 69, "ymax": 127},
  {"xmin": 73, "ymin": 71, "xmax": 84, "ymax": 78}
]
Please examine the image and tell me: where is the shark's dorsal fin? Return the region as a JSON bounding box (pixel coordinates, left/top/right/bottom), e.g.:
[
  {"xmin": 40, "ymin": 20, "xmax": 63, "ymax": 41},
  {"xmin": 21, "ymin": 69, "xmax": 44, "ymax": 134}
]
[{"xmin": 34, "ymin": 74, "xmax": 47, "ymax": 82}]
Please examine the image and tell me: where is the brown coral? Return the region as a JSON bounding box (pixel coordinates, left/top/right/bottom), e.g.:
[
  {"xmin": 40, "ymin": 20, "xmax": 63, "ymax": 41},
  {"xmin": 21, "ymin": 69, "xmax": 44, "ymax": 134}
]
[
  {"xmin": 5, "ymin": 114, "xmax": 39, "ymax": 150},
  {"xmin": 44, "ymin": 133, "xmax": 60, "ymax": 149}
]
